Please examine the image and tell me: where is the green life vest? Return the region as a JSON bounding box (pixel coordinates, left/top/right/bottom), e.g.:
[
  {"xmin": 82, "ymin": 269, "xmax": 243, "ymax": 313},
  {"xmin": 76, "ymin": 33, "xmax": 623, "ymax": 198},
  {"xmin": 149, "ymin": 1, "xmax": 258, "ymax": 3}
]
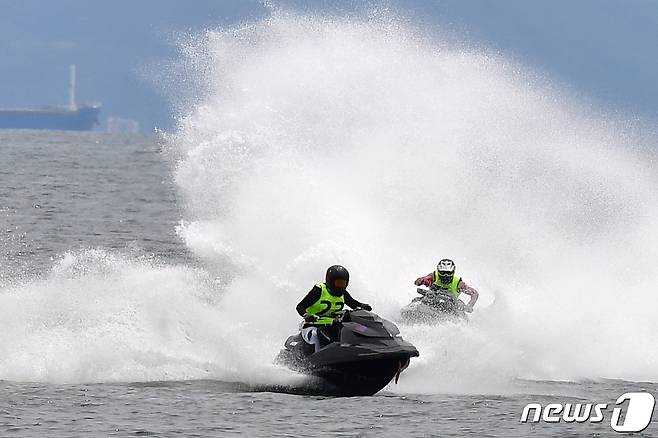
[
  {"xmin": 433, "ymin": 271, "xmax": 462, "ymax": 298},
  {"xmin": 305, "ymin": 283, "xmax": 346, "ymax": 325}
]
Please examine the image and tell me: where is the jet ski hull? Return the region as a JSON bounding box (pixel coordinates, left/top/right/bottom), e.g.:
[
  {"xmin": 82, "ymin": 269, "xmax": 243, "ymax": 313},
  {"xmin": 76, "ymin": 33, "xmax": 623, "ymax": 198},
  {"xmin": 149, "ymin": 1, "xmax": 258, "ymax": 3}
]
[
  {"xmin": 277, "ymin": 350, "xmax": 413, "ymax": 396},
  {"xmin": 399, "ymin": 289, "xmax": 468, "ymax": 324},
  {"xmin": 400, "ymin": 300, "xmax": 467, "ymax": 324}
]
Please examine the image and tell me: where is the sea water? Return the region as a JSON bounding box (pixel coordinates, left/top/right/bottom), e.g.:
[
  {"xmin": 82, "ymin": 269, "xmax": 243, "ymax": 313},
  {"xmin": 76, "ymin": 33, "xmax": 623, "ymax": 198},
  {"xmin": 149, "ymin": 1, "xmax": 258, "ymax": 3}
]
[{"xmin": 1, "ymin": 8, "xmax": 658, "ymax": 437}]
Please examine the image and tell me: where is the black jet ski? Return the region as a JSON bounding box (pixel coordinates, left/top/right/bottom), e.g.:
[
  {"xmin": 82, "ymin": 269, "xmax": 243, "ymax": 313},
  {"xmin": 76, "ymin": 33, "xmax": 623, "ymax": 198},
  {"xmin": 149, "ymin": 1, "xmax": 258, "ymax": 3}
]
[
  {"xmin": 275, "ymin": 309, "xmax": 419, "ymax": 396},
  {"xmin": 400, "ymin": 287, "xmax": 468, "ymax": 324}
]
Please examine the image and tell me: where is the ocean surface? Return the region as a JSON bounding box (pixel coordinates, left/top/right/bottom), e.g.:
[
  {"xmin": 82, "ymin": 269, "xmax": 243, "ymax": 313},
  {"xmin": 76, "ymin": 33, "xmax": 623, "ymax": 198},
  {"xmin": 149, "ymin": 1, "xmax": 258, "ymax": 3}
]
[
  {"xmin": 3, "ymin": 9, "xmax": 658, "ymax": 437},
  {"xmin": 1, "ymin": 131, "xmax": 656, "ymax": 437}
]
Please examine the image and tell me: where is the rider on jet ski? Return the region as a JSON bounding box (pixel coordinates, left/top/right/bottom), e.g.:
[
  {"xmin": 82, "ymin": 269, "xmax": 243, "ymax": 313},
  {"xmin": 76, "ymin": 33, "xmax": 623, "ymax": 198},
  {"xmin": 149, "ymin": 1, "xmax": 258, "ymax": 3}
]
[
  {"xmin": 296, "ymin": 265, "xmax": 372, "ymax": 353},
  {"xmin": 414, "ymin": 259, "xmax": 479, "ymax": 313}
]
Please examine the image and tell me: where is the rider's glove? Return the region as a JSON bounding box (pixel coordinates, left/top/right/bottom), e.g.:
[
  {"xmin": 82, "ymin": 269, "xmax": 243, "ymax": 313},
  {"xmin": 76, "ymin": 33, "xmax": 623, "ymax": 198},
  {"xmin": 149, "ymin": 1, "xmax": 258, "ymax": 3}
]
[
  {"xmin": 463, "ymin": 304, "xmax": 474, "ymax": 313},
  {"xmin": 360, "ymin": 303, "xmax": 372, "ymax": 311},
  {"xmin": 303, "ymin": 313, "xmax": 318, "ymax": 323}
]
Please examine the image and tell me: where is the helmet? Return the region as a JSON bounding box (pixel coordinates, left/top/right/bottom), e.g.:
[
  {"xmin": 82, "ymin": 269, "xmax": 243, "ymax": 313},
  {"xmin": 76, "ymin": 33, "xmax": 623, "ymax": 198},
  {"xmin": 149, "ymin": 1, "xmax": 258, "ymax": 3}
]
[
  {"xmin": 326, "ymin": 265, "xmax": 349, "ymax": 292},
  {"xmin": 436, "ymin": 259, "xmax": 455, "ymax": 284}
]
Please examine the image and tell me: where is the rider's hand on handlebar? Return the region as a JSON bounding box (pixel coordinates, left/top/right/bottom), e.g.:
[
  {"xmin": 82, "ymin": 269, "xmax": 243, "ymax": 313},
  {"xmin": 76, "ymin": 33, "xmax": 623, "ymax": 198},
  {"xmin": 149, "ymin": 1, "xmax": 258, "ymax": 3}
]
[
  {"xmin": 303, "ymin": 313, "xmax": 318, "ymax": 323},
  {"xmin": 359, "ymin": 303, "xmax": 372, "ymax": 311}
]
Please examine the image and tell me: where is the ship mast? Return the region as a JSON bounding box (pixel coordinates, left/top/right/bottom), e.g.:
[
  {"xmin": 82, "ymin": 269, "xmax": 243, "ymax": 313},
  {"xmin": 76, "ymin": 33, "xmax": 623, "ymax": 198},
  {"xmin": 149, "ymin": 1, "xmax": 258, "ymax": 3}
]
[{"xmin": 68, "ymin": 64, "xmax": 77, "ymax": 110}]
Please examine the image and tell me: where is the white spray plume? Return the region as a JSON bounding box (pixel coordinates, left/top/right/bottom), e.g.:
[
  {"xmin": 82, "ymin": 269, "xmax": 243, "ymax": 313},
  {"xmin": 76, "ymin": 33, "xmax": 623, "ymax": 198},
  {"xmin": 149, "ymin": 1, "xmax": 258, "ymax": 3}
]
[{"xmin": 168, "ymin": 10, "xmax": 658, "ymax": 388}]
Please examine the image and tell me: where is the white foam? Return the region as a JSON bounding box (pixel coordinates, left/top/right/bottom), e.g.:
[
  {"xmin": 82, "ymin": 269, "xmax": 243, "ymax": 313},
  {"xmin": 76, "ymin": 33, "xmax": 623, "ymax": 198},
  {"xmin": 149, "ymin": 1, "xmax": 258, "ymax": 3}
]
[{"xmin": 0, "ymin": 250, "xmax": 295, "ymax": 384}]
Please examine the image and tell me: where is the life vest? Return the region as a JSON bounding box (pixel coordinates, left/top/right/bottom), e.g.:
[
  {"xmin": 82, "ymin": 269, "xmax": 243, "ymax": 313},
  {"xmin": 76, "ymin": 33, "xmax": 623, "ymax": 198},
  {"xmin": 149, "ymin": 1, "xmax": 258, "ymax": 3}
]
[
  {"xmin": 433, "ymin": 271, "xmax": 462, "ymax": 298},
  {"xmin": 305, "ymin": 283, "xmax": 345, "ymax": 325}
]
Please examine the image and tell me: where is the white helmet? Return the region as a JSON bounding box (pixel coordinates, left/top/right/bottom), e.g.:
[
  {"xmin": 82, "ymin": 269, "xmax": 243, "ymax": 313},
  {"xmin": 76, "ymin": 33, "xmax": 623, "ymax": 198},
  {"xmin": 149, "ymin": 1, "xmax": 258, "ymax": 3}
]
[{"xmin": 437, "ymin": 259, "xmax": 455, "ymax": 274}]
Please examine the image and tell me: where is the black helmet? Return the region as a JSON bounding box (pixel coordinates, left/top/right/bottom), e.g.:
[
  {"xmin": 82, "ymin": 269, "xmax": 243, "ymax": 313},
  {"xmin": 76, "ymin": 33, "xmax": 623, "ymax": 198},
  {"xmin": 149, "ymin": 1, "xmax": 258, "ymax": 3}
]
[
  {"xmin": 326, "ymin": 265, "xmax": 349, "ymax": 292},
  {"xmin": 436, "ymin": 259, "xmax": 455, "ymax": 284}
]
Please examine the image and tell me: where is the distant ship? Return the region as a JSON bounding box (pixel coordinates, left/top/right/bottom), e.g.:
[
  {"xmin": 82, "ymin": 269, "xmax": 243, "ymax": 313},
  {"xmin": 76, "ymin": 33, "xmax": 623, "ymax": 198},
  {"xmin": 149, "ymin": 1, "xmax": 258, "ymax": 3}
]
[{"xmin": 0, "ymin": 65, "xmax": 100, "ymax": 131}]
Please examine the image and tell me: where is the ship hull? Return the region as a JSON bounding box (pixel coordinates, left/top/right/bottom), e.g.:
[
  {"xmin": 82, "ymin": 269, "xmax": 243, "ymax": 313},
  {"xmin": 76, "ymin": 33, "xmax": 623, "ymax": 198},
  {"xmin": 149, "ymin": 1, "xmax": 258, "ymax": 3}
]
[{"xmin": 0, "ymin": 105, "xmax": 100, "ymax": 131}]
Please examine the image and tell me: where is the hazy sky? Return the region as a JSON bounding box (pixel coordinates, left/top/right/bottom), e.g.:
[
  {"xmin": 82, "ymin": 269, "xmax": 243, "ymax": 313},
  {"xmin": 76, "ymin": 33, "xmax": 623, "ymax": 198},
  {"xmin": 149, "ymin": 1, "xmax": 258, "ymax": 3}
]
[{"xmin": 1, "ymin": 0, "xmax": 657, "ymax": 132}]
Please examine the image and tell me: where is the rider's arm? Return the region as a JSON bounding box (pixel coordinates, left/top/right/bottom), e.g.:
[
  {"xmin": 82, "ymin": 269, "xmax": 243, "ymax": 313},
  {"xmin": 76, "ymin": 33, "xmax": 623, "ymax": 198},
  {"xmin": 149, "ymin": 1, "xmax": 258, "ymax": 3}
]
[
  {"xmin": 414, "ymin": 272, "xmax": 435, "ymax": 287},
  {"xmin": 458, "ymin": 280, "xmax": 479, "ymax": 307},
  {"xmin": 343, "ymin": 290, "xmax": 369, "ymax": 310},
  {"xmin": 296, "ymin": 286, "xmax": 322, "ymax": 317}
]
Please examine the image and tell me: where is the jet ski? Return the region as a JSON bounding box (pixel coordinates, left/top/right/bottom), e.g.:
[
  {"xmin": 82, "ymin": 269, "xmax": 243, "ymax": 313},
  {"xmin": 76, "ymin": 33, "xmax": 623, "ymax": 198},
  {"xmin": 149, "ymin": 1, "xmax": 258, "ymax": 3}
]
[
  {"xmin": 400, "ymin": 287, "xmax": 468, "ymax": 324},
  {"xmin": 275, "ymin": 309, "xmax": 419, "ymax": 396}
]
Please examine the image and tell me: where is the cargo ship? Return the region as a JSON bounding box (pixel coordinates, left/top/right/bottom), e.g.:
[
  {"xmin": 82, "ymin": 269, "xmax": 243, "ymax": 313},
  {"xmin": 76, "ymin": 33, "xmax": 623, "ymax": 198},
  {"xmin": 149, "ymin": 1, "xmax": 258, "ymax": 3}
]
[{"xmin": 0, "ymin": 65, "xmax": 100, "ymax": 131}]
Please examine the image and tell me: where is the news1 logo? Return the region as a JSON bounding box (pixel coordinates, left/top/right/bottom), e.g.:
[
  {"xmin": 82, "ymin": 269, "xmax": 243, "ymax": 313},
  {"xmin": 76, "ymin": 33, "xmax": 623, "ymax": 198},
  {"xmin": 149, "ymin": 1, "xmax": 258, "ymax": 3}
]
[{"xmin": 520, "ymin": 392, "xmax": 655, "ymax": 433}]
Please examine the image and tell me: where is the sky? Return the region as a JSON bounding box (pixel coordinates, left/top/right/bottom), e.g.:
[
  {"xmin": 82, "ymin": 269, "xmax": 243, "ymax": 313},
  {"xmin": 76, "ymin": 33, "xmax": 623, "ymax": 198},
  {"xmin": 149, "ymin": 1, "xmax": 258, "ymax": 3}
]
[{"xmin": 1, "ymin": 0, "xmax": 658, "ymax": 133}]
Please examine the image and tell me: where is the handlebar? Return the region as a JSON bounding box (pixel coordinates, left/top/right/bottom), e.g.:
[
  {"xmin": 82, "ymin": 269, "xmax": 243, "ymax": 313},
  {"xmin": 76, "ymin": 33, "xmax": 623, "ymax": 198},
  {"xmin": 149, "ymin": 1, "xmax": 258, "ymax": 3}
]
[
  {"xmin": 416, "ymin": 287, "xmax": 454, "ymax": 298},
  {"xmin": 415, "ymin": 287, "xmax": 465, "ymax": 310}
]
